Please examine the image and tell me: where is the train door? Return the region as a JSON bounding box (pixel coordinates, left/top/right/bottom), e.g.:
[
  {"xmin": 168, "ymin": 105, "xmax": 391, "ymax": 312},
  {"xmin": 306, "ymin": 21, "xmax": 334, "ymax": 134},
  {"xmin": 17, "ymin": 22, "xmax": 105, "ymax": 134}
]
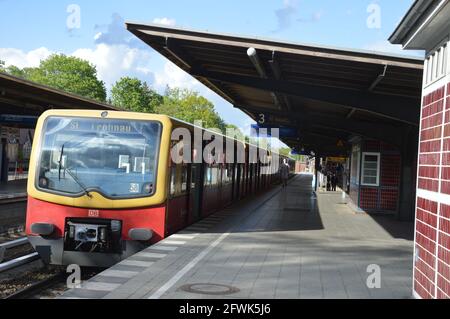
[
  {"xmin": 166, "ymin": 157, "xmax": 190, "ymax": 234},
  {"xmin": 189, "ymin": 162, "xmax": 203, "ymax": 223},
  {"xmin": 189, "ymin": 138, "xmax": 204, "ymax": 223},
  {"xmin": 217, "ymin": 164, "xmax": 223, "ymax": 208},
  {"xmin": 257, "ymin": 162, "xmax": 261, "ymax": 192},
  {"xmin": 239, "ymin": 164, "xmax": 244, "ymax": 198},
  {"xmin": 249, "ymin": 163, "xmax": 254, "ymax": 194},
  {"xmin": 233, "ymin": 163, "xmax": 239, "ymax": 201}
]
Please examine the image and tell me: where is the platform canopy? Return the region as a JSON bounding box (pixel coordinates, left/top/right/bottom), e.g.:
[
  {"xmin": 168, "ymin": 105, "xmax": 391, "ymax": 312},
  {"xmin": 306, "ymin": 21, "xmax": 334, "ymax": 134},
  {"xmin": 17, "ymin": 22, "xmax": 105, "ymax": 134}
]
[
  {"xmin": 0, "ymin": 72, "xmax": 118, "ymax": 125},
  {"xmin": 127, "ymin": 23, "xmax": 423, "ymax": 156}
]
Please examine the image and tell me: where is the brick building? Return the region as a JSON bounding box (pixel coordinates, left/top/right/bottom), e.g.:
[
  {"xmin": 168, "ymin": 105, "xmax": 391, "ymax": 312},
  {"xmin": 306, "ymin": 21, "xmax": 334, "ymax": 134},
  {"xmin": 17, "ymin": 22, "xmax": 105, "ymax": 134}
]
[
  {"xmin": 348, "ymin": 138, "xmax": 402, "ymax": 213},
  {"xmin": 390, "ymin": 0, "xmax": 450, "ymax": 299}
]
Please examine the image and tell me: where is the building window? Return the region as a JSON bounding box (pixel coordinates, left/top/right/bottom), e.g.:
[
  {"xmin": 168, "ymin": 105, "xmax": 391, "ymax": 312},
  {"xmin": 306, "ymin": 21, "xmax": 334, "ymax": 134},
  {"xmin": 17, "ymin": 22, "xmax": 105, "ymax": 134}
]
[
  {"xmin": 361, "ymin": 152, "xmax": 380, "ymax": 186},
  {"xmin": 424, "ymin": 41, "xmax": 448, "ymax": 86}
]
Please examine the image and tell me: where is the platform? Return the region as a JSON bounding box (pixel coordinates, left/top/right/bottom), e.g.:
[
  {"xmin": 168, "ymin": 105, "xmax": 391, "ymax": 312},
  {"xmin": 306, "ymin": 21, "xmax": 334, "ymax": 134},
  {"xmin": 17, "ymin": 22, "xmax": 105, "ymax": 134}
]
[
  {"xmin": 0, "ymin": 180, "xmax": 27, "ymax": 234},
  {"xmin": 61, "ymin": 174, "xmax": 414, "ymax": 299},
  {"xmin": 0, "ymin": 180, "xmax": 27, "ymax": 202}
]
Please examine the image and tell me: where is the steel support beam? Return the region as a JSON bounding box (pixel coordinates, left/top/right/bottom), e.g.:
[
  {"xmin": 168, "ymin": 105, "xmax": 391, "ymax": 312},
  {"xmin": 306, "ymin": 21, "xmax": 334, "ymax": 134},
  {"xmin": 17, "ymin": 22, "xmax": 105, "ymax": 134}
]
[
  {"xmin": 238, "ymin": 105, "xmax": 405, "ymax": 146},
  {"xmin": 163, "ymin": 38, "xmax": 238, "ymax": 105},
  {"xmin": 369, "ymin": 64, "xmax": 388, "ymax": 91},
  {"xmin": 268, "ymin": 51, "xmax": 292, "ymax": 111},
  {"xmin": 193, "ymin": 69, "xmax": 420, "ymax": 124}
]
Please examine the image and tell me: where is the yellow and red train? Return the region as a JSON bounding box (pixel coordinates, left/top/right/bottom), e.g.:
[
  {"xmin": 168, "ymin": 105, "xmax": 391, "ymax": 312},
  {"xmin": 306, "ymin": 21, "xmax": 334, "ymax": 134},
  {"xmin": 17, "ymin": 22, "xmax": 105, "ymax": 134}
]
[{"xmin": 26, "ymin": 110, "xmax": 294, "ymax": 266}]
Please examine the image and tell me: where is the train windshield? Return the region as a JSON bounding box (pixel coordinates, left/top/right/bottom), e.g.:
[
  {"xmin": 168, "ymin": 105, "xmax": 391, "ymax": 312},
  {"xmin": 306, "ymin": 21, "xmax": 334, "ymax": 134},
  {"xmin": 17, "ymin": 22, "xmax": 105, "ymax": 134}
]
[{"xmin": 37, "ymin": 116, "xmax": 162, "ymax": 198}]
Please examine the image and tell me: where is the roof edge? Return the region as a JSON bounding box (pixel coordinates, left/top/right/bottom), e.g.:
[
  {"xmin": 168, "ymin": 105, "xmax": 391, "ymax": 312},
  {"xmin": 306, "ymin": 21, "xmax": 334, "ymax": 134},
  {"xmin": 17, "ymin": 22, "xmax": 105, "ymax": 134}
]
[
  {"xmin": 126, "ymin": 21, "xmax": 424, "ymax": 63},
  {"xmin": 0, "ymin": 71, "xmax": 120, "ymax": 111},
  {"xmin": 389, "ymin": 0, "xmax": 445, "ymax": 45}
]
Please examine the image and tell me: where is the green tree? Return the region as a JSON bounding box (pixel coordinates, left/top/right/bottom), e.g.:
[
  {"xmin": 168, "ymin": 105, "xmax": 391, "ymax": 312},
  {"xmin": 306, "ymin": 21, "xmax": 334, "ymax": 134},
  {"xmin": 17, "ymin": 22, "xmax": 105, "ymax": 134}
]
[
  {"xmin": 4, "ymin": 65, "xmax": 28, "ymax": 78},
  {"xmin": 0, "ymin": 61, "xmax": 35, "ymax": 79},
  {"xmin": 225, "ymin": 124, "xmax": 244, "ymax": 139},
  {"xmin": 111, "ymin": 77, "xmax": 162, "ymax": 113},
  {"xmin": 26, "ymin": 54, "xmax": 106, "ymax": 102},
  {"xmin": 156, "ymin": 87, "xmax": 226, "ymax": 131},
  {"xmin": 279, "ymin": 147, "xmax": 293, "ymax": 157}
]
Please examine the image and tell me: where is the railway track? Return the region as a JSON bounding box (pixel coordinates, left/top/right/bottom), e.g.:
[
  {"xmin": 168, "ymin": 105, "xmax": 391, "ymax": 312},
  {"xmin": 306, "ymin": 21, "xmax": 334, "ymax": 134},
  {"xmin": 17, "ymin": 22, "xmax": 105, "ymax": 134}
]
[
  {"xmin": 0, "ymin": 236, "xmax": 64, "ymax": 299},
  {"xmin": 0, "ymin": 237, "xmax": 35, "ymax": 266},
  {"xmin": 1, "ymin": 266, "xmax": 102, "ymax": 299},
  {"xmin": 3, "ymin": 271, "xmax": 66, "ymax": 299},
  {"xmin": 0, "ymin": 239, "xmax": 102, "ymax": 299}
]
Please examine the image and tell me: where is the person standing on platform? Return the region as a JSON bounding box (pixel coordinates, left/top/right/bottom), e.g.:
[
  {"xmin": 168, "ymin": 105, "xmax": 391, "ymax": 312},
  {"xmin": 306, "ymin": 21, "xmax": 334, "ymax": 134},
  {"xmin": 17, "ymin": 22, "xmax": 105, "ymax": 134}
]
[
  {"xmin": 331, "ymin": 173, "xmax": 337, "ymax": 192},
  {"xmin": 280, "ymin": 159, "xmax": 290, "ymax": 188},
  {"xmin": 326, "ymin": 172, "xmax": 331, "ymax": 191}
]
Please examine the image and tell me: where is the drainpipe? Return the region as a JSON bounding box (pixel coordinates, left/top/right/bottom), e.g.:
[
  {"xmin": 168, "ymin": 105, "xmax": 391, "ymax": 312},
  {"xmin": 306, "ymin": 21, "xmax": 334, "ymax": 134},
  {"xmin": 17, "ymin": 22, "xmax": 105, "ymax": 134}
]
[{"xmin": 247, "ymin": 47, "xmax": 282, "ymax": 109}]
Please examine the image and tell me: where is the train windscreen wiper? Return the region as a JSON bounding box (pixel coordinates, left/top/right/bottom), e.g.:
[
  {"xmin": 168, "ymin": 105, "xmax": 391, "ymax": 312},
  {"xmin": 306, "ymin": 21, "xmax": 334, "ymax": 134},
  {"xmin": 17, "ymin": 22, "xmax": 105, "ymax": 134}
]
[
  {"xmin": 58, "ymin": 143, "xmax": 65, "ymax": 181},
  {"xmin": 65, "ymin": 167, "xmax": 92, "ymax": 198}
]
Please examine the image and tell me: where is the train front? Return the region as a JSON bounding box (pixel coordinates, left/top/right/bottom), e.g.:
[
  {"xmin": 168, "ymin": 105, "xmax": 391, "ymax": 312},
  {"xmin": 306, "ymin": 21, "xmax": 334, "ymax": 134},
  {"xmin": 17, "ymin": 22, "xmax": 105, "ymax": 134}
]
[{"xmin": 26, "ymin": 110, "xmax": 171, "ymax": 267}]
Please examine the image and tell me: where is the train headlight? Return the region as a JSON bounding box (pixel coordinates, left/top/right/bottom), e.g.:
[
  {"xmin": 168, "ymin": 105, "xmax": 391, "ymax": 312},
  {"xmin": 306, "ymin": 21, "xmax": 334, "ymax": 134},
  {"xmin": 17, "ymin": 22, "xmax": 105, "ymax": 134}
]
[
  {"xmin": 74, "ymin": 225, "xmax": 99, "ymax": 242},
  {"xmin": 86, "ymin": 228, "xmax": 97, "ymax": 239},
  {"xmin": 39, "ymin": 177, "xmax": 49, "ymax": 188},
  {"xmin": 77, "ymin": 229, "xmax": 87, "ymax": 241}
]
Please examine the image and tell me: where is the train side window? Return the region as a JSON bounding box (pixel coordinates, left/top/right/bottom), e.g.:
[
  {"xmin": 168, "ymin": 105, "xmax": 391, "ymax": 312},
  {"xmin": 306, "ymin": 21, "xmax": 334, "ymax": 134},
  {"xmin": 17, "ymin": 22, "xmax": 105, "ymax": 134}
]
[
  {"xmin": 169, "ymin": 166, "xmax": 176, "ymax": 196},
  {"xmin": 221, "ymin": 165, "xmax": 226, "ymax": 185},
  {"xmin": 205, "ymin": 165, "xmax": 212, "ymax": 187},
  {"xmin": 211, "ymin": 166, "xmax": 219, "ymax": 186},
  {"xmin": 181, "ymin": 165, "xmax": 188, "ymax": 192},
  {"xmin": 223, "ymin": 165, "xmax": 228, "ymax": 184},
  {"xmin": 223, "ymin": 164, "xmax": 232, "ymax": 184},
  {"xmin": 190, "ymin": 165, "xmax": 197, "ymax": 190},
  {"xmin": 218, "ymin": 165, "xmax": 223, "ymax": 185},
  {"xmin": 170, "ymin": 163, "xmax": 188, "ymax": 196}
]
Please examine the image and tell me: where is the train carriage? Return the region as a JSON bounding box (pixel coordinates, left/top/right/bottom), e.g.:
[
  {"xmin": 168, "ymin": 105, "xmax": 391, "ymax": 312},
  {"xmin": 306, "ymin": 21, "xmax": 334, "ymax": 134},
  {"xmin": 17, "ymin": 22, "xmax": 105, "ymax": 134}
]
[{"xmin": 26, "ymin": 109, "xmax": 292, "ymax": 267}]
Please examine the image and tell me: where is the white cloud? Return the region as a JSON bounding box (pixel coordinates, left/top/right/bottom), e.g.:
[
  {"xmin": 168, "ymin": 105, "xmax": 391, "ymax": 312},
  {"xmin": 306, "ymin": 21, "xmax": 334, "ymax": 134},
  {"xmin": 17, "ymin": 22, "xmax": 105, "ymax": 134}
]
[
  {"xmin": 154, "ymin": 60, "xmax": 199, "ymax": 91},
  {"xmin": 152, "ymin": 17, "xmax": 176, "ymax": 26},
  {"xmin": 1, "ymin": 44, "xmax": 156, "ymax": 91},
  {"xmin": 72, "ymin": 43, "xmax": 155, "ymax": 90},
  {"xmin": 273, "ymin": 0, "xmax": 298, "ymax": 32},
  {"xmin": 153, "ymin": 59, "xmax": 255, "ymax": 129},
  {"xmin": 0, "ymin": 44, "xmax": 255, "ymax": 134},
  {"xmin": 0, "ymin": 47, "xmax": 53, "ymax": 68},
  {"xmin": 94, "ymin": 32, "xmax": 102, "ymax": 40}
]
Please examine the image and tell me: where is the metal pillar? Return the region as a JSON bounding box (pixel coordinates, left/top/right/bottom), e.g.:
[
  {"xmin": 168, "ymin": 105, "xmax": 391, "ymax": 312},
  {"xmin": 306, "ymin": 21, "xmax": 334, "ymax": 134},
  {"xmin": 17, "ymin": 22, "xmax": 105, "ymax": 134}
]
[
  {"xmin": 0, "ymin": 138, "xmax": 7, "ymax": 183},
  {"xmin": 397, "ymin": 128, "xmax": 418, "ymax": 221},
  {"xmin": 314, "ymin": 155, "xmax": 321, "ymax": 192}
]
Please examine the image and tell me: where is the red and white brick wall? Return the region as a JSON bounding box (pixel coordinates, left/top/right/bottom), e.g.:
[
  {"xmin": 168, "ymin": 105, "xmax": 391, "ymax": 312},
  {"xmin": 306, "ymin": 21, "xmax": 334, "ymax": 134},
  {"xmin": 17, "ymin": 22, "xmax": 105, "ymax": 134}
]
[
  {"xmin": 414, "ymin": 79, "xmax": 450, "ymax": 299},
  {"xmin": 358, "ymin": 140, "xmax": 401, "ymax": 212}
]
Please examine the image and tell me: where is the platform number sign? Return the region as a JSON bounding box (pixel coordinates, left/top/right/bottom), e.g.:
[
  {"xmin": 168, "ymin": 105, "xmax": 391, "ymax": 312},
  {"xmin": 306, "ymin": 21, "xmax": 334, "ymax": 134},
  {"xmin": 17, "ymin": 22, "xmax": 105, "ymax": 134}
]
[{"xmin": 258, "ymin": 113, "xmax": 268, "ymax": 125}]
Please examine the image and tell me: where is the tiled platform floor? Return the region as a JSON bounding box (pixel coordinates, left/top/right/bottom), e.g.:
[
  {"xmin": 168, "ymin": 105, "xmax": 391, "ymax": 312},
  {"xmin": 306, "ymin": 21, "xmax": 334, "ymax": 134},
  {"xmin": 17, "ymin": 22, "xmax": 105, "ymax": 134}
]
[{"xmin": 61, "ymin": 174, "xmax": 414, "ymax": 299}]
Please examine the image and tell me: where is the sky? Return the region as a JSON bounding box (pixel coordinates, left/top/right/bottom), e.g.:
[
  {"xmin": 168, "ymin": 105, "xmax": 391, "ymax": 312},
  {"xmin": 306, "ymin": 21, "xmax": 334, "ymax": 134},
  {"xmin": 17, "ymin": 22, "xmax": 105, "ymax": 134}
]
[{"xmin": 0, "ymin": 0, "xmax": 423, "ymax": 141}]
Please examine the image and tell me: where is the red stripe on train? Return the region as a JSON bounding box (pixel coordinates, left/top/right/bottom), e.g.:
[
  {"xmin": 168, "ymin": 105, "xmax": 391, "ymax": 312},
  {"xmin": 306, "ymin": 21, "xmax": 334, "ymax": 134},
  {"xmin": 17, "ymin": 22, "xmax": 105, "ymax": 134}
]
[{"xmin": 25, "ymin": 196, "xmax": 166, "ymax": 242}]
